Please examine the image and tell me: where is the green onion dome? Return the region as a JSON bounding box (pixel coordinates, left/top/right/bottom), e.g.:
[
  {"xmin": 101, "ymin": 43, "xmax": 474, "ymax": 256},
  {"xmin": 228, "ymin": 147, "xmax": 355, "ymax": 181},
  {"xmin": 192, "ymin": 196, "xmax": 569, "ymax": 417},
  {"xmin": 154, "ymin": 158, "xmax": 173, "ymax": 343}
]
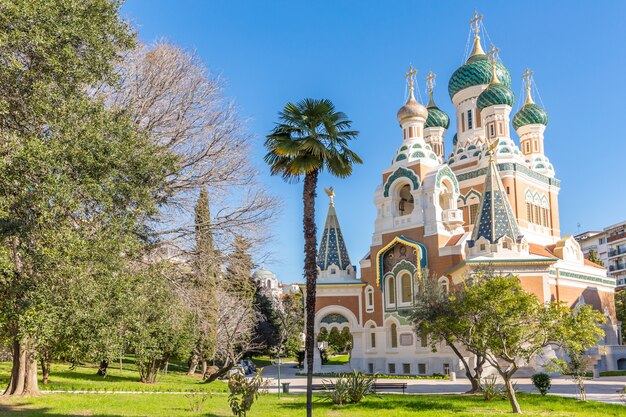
[
  {"xmin": 477, "ymin": 82, "xmax": 515, "ymax": 111},
  {"xmin": 512, "ymin": 102, "xmax": 548, "ymax": 130},
  {"xmin": 424, "ymin": 95, "xmax": 450, "ymax": 129},
  {"xmin": 448, "ymin": 38, "xmax": 512, "ymax": 100}
]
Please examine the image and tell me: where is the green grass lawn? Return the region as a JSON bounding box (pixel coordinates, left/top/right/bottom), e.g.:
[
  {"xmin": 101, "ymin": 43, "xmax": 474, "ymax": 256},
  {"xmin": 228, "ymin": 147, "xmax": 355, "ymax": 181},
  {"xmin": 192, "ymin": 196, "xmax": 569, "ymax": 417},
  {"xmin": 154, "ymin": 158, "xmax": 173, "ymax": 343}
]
[
  {"xmin": 251, "ymin": 355, "xmax": 296, "ymax": 368},
  {"xmin": 325, "ymin": 354, "xmax": 350, "ymax": 365},
  {"xmin": 0, "ymin": 361, "xmax": 228, "ymax": 393},
  {"xmin": 1, "ymin": 392, "xmax": 625, "ymax": 416}
]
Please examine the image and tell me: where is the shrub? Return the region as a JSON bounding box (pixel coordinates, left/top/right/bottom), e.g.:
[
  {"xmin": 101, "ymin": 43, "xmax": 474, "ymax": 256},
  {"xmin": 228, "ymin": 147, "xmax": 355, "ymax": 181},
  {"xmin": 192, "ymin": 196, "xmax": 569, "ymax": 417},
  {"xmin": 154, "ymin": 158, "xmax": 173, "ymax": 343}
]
[
  {"xmin": 186, "ymin": 389, "xmax": 210, "ymax": 413},
  {"xmin": 531, "ymin": 372, "xmax": 552, "ymax": 395},
  {"xmin": 479, "ymin": 376, "xmax": 504, "ymax": 401},
  {"xmin": 321, "ymin": 371, "xmax": 376, "ymax": 405},
  {"xmin": 228, "ymin": 369, "xmax": 264, "ymax": 417},
  {"xmin": 346, "ymin": 370, "xmax": 376, "ymax": 403}
]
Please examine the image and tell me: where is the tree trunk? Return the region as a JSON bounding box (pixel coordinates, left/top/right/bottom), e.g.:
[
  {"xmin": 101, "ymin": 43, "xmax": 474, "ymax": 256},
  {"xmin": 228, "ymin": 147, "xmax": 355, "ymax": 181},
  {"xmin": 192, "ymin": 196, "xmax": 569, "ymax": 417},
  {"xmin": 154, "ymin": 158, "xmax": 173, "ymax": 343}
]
[
  {"xmin": 97, "ymin": 360, "xmax": 109, "ymax": 377},
  {"xmin": 3, "ymin": 338, "xmax": 40, "ymax": 397},
  {"xmin": 204, "ymin": 363, "xmax": 233, "ymax": 383},
  {"xmin": 200, "ymin": 360, "xmax": 208, "ymax": 378},
  {"xmin": 40, "ymin": 354, "xmax": 51, "ymax": 385},
  {"xmin": 303, "ymin": 170, "xmax": 319, "ymax": 417},
  {"xmin": 447, "ymin": 341, "xmax": 482, "ymax": 393},
  {"xmin": 188, "ymin": 354, "xmax": 199, "ymax": 375},
  {"xmin": 503, "ymin": 375, "xmax": 521, "ymax": 414}
]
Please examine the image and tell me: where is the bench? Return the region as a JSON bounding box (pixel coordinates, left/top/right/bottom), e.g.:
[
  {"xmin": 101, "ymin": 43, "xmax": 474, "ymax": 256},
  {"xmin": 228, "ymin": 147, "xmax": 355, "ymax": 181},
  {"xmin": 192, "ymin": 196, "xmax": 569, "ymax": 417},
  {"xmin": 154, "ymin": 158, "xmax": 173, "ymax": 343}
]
[
  {"xmin": 372, "ymin": 382, "xmax": 408, "ymax": 394},
  {"xmin": 311, "ymin": 384, "xmax": 334, "ymax": 391},
  {"xmin": 310, "ymin": 382, "xmax": 407, "ymax": 394}
]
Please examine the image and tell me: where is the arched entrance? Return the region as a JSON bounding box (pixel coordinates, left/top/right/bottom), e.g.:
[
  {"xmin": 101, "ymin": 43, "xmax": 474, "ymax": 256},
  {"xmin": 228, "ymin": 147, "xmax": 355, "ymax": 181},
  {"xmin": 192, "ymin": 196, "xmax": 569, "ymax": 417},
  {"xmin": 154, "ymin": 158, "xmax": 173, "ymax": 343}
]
[{"xmin": 618, "ymin": 358, "xmax": 626, "ymax": 370}]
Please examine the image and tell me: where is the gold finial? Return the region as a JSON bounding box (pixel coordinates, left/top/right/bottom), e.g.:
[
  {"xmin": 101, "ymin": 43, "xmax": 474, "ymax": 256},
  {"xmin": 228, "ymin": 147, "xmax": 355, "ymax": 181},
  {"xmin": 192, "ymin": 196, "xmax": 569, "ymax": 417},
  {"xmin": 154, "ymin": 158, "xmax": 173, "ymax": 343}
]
[
  {"xmin": 425, "ymin": 71, "xmax": 436, "ymax": 106},
  {"xmin": 324, "ymin": 187, "xmax": 335, "ymax": 207},
  {"xmin": 404, "ymin": 65, "xmax": 418, "ymax": 100},
  {"xmin": 469, "ymin": 11, "xmax": 485, "ymax": 57},
  {"xmin": 486, "ymin": 45, "xmax": 500, "ymax": 84},
  {"xmin": 486, "ymin": 138, "xmax": 500, "ymax": 162},
  {"xmin": 522, "ymin": 68, "xmax": 535, "ymax": 105}
]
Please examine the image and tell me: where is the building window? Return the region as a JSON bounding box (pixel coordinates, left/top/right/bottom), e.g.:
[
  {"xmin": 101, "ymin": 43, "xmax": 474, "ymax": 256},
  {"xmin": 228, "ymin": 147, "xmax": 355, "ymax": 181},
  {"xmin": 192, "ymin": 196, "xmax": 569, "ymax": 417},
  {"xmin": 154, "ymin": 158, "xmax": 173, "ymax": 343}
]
[
  {"xmin": 480, "ymin": 244, "xmax": 486, "ymax": 251},
  {"xmin": 370, "ymin": 324, "xmax": 376, "ymax": 348},
  {"xmin": 403, "ymin": 363, "xmax": 411, "ymax": 374},
  {"xmin": 461, "ymin": 113, "xmax": 466, "ymax": 132},
  {"xmin": 366, "ymin": 286, "xmax": 374, "ymax": 313},
  {"xmin": 398, "ymin": 184, "xmax": 414, "ymax": 215},
  {"xmin": 388, "ymin": 363, "xmax": 396, "ymax": 374},
  {"xmin": 443, "ymin": 363, "xmax": 450, "ymax": 376},
  {"xmin": 418, "ymin": 363, "xmax": 426, "ymax": 375},
  {"xmin": 534, "ymin": 140, "xmax": 538, "ymax": 151},
  {"xmin": 506, "ymin": 186, "xmax": 510, "ymax": 195},
  {"xmin": 600, "ymin": 237, "xmax": 607, "ymax": 245},
  {"xmin": 400, "ymin": 273, "xmax": 412, "ymax": 304},
  {"xmin": 467, "ymin": 110, "xmax": 473, "ymax": 130},
  {"xmin": 368, "ymin": 363, "xmax": 374, "ymax": 374},
  {"xmin": 525, "ymin": 141, "xmax": 530, "ymax": 153},
  {"xmin": 527, "ymin": 202, "xmax": 533, "ymax": 223},
  {"xmin": 387, "ymin": 277, "xmax": 396, "ymax": 308},
  {"xmin": 489, "ymin": 124, "xmax": 495, "ymax": 137},
  {"xmin": 469, "ymin": 203, "xmax": 479, "ymax": 225},
  {"xmin": 390, "ymin": 324, "xmax": 398, "ymax": 348}
]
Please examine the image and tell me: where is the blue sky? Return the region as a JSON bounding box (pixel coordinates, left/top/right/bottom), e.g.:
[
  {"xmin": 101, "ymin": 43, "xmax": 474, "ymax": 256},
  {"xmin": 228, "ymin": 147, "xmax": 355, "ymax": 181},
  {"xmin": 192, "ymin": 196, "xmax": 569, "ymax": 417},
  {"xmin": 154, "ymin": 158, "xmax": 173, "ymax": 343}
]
[{"xmin": 122, "ymin": 1, "xmax": 626, "ymax": 283}]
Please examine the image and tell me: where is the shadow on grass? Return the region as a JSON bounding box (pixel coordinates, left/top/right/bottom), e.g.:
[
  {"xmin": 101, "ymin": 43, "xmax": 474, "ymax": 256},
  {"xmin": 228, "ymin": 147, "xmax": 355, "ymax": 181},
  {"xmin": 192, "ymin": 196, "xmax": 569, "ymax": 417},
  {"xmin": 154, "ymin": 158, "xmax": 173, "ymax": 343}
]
[
  {"xmin": 0, "ymin": 403, "xmax": 123, "ymax": 417},
  {"xmin": 278, "ymin": 394, "xmax": 466, "ymax": 413}
]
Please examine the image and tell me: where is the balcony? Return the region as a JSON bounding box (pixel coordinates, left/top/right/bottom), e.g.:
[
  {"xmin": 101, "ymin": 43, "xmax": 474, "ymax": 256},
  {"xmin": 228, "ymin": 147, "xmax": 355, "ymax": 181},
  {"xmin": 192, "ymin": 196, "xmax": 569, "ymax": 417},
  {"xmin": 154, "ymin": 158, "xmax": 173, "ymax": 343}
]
[
  {"xmin": 608, "ymin": 247, "xmax": 626, "ymax": 258},
  {"xmin": 609, "ymin": 263, "xmax": 626, "ymax": 272},
  {"xmin": 442, "ymin": 209, "xmax": 464, "ymax": 229},
  {"xmin": 607, "ymin": 230, "xmax": 626, "ymax": 243}
]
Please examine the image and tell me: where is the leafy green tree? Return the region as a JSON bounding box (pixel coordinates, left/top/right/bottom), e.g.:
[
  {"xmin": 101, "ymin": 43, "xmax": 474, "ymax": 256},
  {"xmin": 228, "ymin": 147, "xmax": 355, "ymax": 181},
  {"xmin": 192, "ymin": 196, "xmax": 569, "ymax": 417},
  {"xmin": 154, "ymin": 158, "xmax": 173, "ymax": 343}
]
[
  {"xmin": 454, "ymin": 274, "xmax": 604, "ymax": 414},
  {"xmin": 126, "ymin": 263, "xmax": 195, "ymax": 384},
  {"xmin": 412, "ymin": 274, "xmax": 486, "ymax": 393},
  {"xmin": 188, "ymin": 188, "xmax": 219, "ymax": 377},
  {"xmin": 264, "ymin": 98, "xmax": 361, "ymax": 417},
  {"xmin": 0, "ymin": 0, "xmax": 178, "ymax": 396},
  {"xmin": 587, "ymin": 249, "xmax": 604, "ymax": 267}
]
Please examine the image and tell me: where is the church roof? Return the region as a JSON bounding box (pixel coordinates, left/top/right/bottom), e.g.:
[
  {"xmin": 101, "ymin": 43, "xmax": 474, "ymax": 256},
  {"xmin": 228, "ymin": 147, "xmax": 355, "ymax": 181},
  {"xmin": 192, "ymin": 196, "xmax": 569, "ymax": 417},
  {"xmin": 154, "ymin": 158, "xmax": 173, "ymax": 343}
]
[
  {"xmin": 317, "ymin": 196, "xmax": 351, "ymax": 271},
  {"xmin": 471, "ymin": 144, "xmax": 522, "ymax": 244}
]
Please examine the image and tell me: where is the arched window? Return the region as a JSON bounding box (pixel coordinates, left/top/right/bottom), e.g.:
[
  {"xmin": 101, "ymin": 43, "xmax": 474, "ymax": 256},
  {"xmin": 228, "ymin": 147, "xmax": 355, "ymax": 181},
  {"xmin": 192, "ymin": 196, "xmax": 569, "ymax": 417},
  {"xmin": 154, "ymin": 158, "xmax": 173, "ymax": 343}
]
[
  {"xmin": 390, "ymin": 323, "xmax": 398, "ymax": 348},
  {"xmin": 266, "ymin": 279, "xmax": 271, "ymax": 289},
  {"xmin": 398, "ymin": 184, "xmax": 414, "ymax": 215},
  {"xmin": 387, "ymin": 276, "xmax": 396, "ymax": 307},
  {"xmin": 370, "ymin": 324, "xmax": 376, "ymax": 348},
  {"xmin": 438, "ymin": 277, "xmax": 449, "ymax": 294},
  {"xmin": 400, "ymin": 273, "xmax": 412, "ymax": 304},
  {"xmin": 365, "ymin": 286, "xmax": 375, "ymax": 313}
]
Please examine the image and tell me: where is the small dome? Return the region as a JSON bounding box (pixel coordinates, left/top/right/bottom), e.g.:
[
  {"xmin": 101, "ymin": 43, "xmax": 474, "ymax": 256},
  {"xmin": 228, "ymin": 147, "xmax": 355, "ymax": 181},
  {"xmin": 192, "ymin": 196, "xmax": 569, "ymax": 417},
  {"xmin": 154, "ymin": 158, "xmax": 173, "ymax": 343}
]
[
  {"xmin": 477, "ymin": 83, "xmax": 515, "ymax": 111},
  {"xmin": 448, "ymin": 54, "xmax": 512, "ymax": 100},
  {"xmin": 397, "ymin": 95, "xmax": 428, "ymax": 124},
  {"xmin": 425, "ymin": 99, "xmax": 450, "ymax": 129},
  {"xmin": 452, "ymin": 133, "xmax": 458, "ymax": 146},
  {"xmin": 513, "ymin": 103, "xmax": 548, "ymax": 129}
]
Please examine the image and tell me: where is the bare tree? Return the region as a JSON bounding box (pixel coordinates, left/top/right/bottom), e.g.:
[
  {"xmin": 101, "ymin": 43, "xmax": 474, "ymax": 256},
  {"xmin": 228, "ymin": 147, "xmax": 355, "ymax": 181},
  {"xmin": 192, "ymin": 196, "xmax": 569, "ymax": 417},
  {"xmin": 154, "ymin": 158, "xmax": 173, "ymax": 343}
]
[
  {"xmin": 98, "ymin": 41, "xmax": 279, "ymax": 249},
  {"xmin": 205, "ymin": 289, "xmax": 264, "ymax": 382}
]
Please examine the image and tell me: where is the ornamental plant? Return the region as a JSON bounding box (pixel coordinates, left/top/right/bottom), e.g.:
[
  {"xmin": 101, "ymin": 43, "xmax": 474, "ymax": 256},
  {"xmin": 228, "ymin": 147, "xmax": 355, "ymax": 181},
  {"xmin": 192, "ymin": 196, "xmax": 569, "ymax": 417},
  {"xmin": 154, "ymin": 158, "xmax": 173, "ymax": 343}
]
[{"xmin": 531, "ymin": 372, "xmax": 552, "ymax": 395}]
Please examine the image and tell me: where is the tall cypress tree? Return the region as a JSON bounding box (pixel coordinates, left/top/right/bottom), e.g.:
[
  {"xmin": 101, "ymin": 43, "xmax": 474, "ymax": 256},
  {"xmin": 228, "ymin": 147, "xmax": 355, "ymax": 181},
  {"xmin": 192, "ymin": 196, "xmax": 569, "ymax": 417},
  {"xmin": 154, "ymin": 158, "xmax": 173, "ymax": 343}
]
[
  {"xmin": 193, "ymin": 188, "xmax": 218, "ymax": 370},
  {"xmin": 225, "ymin": 234, "xmax": 255, "ymax": 300}
]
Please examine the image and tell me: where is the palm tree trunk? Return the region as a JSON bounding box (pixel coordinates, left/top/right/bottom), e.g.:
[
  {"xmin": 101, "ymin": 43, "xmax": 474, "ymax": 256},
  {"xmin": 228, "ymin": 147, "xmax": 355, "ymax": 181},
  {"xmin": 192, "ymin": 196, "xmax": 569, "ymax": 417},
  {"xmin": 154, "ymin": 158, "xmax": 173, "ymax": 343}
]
[{"xmin": 303, "ymin": 169, "xmax": 319, "ymax": 417}]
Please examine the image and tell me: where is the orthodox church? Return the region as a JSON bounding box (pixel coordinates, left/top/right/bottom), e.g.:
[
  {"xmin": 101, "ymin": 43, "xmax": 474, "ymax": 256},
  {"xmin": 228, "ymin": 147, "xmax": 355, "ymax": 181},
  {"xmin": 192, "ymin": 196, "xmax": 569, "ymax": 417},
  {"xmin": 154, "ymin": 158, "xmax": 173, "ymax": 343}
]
[{"xmin": 313, "ymin": 13, "xmax": 624, "ymax": 375}]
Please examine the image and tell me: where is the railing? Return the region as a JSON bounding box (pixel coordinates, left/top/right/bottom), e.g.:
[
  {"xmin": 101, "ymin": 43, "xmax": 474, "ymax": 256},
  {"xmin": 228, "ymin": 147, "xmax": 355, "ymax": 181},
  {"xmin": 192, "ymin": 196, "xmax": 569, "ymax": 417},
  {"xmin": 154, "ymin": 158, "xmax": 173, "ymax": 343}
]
[
  {"xmin": 608, "ymin": 247, "xmax": 626, "ymax": 257},
  {"xmin": 609, "ymin": 264, "xmax": 626, "ymax": 272},
  {"xmin": 608, "ymin": 230, "xmax": 626, "ymax": 243}
]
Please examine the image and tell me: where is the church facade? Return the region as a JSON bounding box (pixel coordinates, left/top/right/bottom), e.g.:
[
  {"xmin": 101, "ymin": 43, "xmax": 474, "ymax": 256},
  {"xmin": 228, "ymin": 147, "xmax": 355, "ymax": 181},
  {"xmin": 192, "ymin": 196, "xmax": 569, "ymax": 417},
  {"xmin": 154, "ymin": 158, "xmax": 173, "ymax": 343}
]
[{"xmin": 313, "ymin": 14, "xmax": 624, "ymax": 375}]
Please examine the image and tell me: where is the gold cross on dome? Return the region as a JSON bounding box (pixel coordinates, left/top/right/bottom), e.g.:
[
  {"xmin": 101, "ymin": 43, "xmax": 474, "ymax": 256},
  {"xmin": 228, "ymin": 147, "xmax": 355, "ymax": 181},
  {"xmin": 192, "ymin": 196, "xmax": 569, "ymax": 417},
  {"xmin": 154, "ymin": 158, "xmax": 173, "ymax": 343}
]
[
  {"xmin": 425, "ymin": 71, "xmax": 436, "ymax": 94},
  {"xmin": 486, "ymin": 44, "xmax": 499, "ymax": 61},
  {"xmin": 521, "ymin": 68, "xmax": 534, "ymax": 81},
  {"xmin": 404, "ymin": 65, "xmax": 417, "ymax": 96},
  {"xmin": 469, "ymin": 11, "xmax": 483, "ymax": 37}
]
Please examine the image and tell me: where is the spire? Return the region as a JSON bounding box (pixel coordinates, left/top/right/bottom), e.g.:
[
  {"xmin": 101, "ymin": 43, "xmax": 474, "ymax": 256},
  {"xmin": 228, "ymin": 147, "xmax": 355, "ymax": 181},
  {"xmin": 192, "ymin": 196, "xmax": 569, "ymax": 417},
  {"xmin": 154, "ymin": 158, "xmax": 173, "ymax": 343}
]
[
  {"xmin": 468, "ymin": 11, "xmax": 485, "ymax": 57},
  {"xmin": 471, "ymin": 139, "xmax": 522, "ymax": 244},
  {"xmin": 522, "ymin": 68, "xmax": 535, "ymax": 105},
  {"xmin": 317, "ymin": 188, "xmax": 351, "ymax": 271},
  {"xmin": 425, "ymin": 71, "xmax": 436, "ymax": 107},
  {"xmin": 486, "ymin": 45, "xmax": 501, "ymax": 84},
  {"xmin": 404, "ymin": 65, "xmax": 418, "ymax": 102}
]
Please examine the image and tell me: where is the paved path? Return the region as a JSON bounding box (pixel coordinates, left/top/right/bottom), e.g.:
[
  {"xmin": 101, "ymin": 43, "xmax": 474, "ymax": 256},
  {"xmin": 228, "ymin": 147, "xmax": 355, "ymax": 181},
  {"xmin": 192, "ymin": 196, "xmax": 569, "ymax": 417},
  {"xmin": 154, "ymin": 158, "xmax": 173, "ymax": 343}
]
[{"xmin": 261, "ymin": 361, "xmax": 626, "ymax": 405}]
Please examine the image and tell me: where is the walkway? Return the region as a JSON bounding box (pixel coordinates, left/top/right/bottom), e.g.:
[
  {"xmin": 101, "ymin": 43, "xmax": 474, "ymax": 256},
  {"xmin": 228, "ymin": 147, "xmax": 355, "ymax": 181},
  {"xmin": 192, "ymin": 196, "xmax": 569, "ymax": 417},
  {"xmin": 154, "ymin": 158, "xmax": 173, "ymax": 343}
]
[{"xmin": 261, "ymin": 361, "xmax": 626, "ymax": 405}]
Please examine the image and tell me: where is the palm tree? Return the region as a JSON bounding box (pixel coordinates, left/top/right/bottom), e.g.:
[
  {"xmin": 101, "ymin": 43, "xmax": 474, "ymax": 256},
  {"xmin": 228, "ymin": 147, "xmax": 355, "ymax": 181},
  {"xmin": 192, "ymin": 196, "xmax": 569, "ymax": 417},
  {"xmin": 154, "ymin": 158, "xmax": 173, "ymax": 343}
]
[{"xmin": 265, "ymin": 98, "xmax": 361, "ymax": 416}]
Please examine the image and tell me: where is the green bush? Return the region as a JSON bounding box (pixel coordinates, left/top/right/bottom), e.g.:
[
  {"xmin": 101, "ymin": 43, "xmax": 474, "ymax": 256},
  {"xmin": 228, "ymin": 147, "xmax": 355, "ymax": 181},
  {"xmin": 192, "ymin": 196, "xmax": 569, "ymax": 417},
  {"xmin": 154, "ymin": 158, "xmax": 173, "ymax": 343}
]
[
  {"xmin": 320, "ymin": 371, "xmax": 376, "ymax": 405},
  {"xmin": 531, "ymin": 372, "xmax": 552, "ymax": 395},
  {"xmin": 479, "ymin": 376, "xmax": 504, "ymax": 401}
]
